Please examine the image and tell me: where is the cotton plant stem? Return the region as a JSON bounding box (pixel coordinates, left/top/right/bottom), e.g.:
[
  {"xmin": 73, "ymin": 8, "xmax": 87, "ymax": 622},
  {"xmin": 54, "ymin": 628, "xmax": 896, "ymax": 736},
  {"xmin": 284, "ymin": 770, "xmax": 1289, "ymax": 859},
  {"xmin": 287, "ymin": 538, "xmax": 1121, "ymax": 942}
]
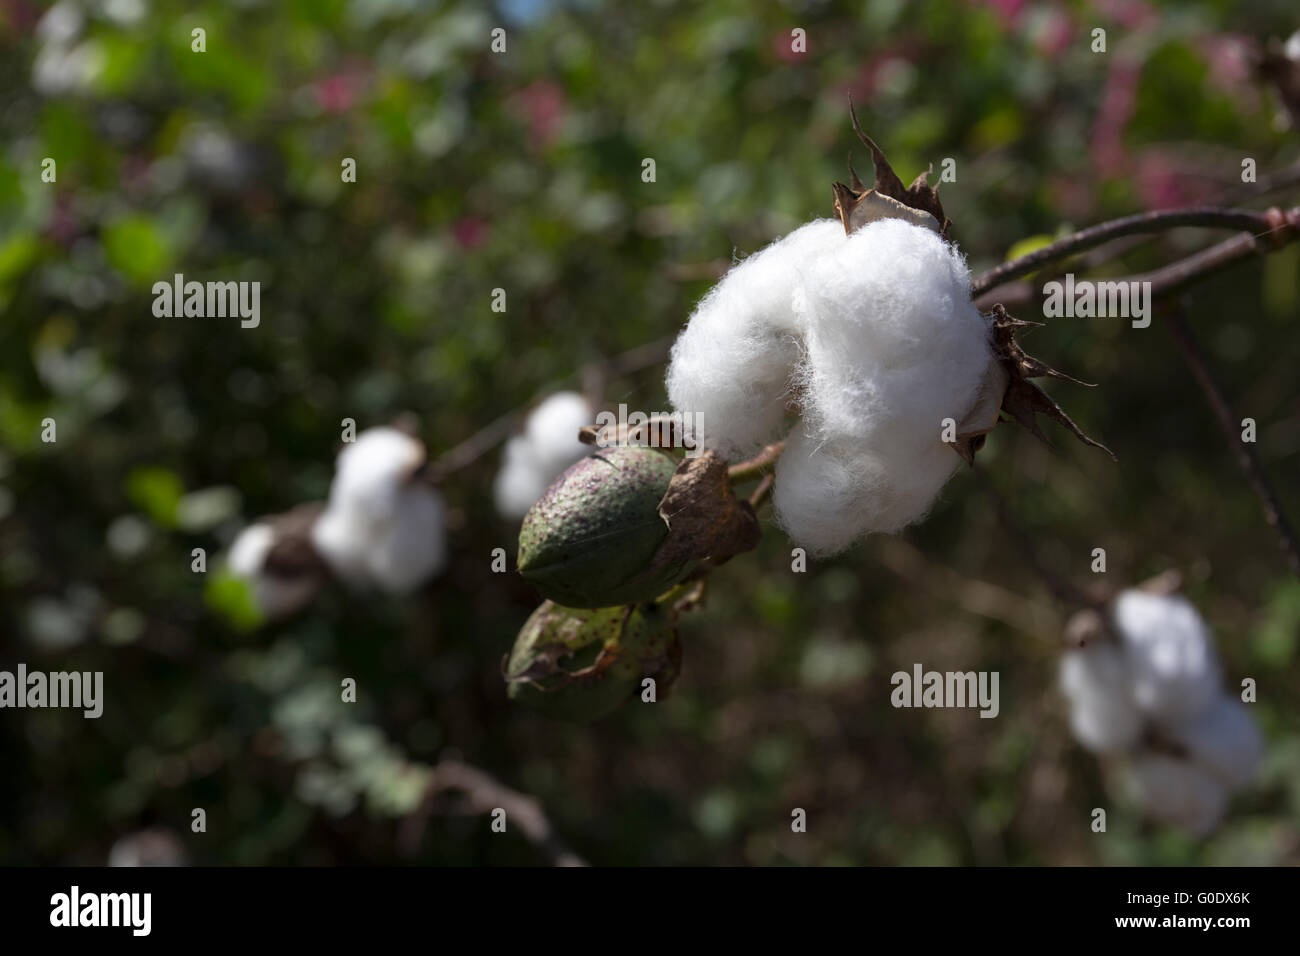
[
  {"xmin": 1164, "ymin": 307, "xmax": 1300, "ymax": 578},
  {"xmin": 971, "ymin": 206, "xmax": 1291, "ymax": 298},
  {"xmin": 727, "ymin": 441, "xmax": 784, "ymax": 483},
  {"xmin": 401, "ymin": 759, "xmax": 587, "ymax": 867},
  {"xmin": 970, "ymin": 466, "xmax": 1104, "ymax": 613},
  {"xmin": 974, "ymin": 206, "xmax": 1300, "ymax": 311},
  {"xmin": 430, "ymin": 335, "xmax": 675, "ymax": 479}
]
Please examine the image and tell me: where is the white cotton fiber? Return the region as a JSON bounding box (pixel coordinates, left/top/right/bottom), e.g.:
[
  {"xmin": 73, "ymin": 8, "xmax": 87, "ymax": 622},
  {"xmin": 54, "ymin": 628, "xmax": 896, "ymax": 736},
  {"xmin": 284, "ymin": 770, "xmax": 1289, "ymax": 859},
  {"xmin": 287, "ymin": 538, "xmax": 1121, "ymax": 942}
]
[
  {"xmin": 313, "ymin": 427, "xmax": 447, "ymax": 594},
  {"xmin": 665, "ymin": 213, "xmax": 995, "ymax": 554},
  {"xmin": 226, "ymin": 522, "xmax": 318, "ymax": 620},
  {"xmin": 666, "ymin": 219, "xmax": 846, "ymax": 460},
  {"xmin": 1124, "ymin": 754, "xmax": 1228, "ymax": 836},
  {"xmin": 1059, "ymin": 643, "xmax": 1144, "ymax": 754},
  {"xmin": 329, "ymin": 427, "xmax": 426, "ymax": 523},
  {"xmin": 770, "ymin": 425, "xmax": 882, "ymax": 557},
  {"xmin": 1164, "ymin": 694, "xmax": 1263, "ymax": 792},
  {"xmin": 775, "ymin": 220, "xmax": 993, "ymax": 553},
  {"xmin": 363, "ymin": 484, "xmax": 447, "ymax": 594},
  {"xmin": 1113, "ymin": 590, "xmax": 1221, "ymax": 722},
  {"xmin": 494, "ymin": 391, "xmax": 593, "ymax": 519}
]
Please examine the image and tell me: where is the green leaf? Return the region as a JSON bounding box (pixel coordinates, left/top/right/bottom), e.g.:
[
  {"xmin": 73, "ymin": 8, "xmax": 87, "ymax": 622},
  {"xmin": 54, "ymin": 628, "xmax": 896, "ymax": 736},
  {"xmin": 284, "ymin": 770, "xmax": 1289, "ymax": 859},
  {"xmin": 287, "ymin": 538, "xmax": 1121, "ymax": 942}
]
[
  {"xmin": 102, "ymin": 216, "xmax": 174, "ymax": 287},
  {"xmin": 125, "ymin": 466, "xmax": 185, "ymax": 527}
]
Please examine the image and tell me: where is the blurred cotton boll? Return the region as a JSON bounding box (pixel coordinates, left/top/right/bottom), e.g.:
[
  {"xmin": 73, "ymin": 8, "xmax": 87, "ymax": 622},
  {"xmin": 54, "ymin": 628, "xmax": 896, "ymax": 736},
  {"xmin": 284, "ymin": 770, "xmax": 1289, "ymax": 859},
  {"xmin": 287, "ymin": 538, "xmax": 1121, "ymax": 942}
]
[
  {"xmin": 1163, "ymin": 694, "xmax": 1264, "ymax": 792},
  {"xmin": 226, "ymin": 522, "xmax": 321, "ymax": 621},
  {"xmin": 1113, "ymin": 590, "xmax": 1221, "ymax": 721},
  {"xmin": 666, "ymin": 219, "xmax": 845, "ymax": 460},
  {"xmin": 312, "ymin": 427, "xmax": 447, "ymax": 593},
  {"xmin": 1059, "ymin": 643, "xmax": 1143, "ymax": 754},
  {"xmin": 1123, "ymin": 754, "xmax": 1229, "ymax": 837},
  {"xmin": 494, "ymin": 391, "xmax": 593, "ymax": 519}
]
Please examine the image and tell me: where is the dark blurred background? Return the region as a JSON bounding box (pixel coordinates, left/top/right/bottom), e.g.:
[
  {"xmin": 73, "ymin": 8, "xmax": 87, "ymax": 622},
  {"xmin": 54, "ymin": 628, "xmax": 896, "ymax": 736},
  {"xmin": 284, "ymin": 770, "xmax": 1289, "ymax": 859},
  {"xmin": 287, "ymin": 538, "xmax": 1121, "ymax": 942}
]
[{"xmin": 1, "ymin": 0, "xmax": 1297, "ymax": 865}]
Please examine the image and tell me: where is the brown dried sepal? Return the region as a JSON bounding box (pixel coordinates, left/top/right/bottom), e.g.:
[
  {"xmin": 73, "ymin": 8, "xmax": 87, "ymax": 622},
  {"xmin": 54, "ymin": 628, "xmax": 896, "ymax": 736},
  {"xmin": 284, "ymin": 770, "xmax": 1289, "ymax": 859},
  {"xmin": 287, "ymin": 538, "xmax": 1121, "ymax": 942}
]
[
  {"xmin": 985, "ymin": 303, "xmax": 1116, "ymax": 461},
  {"xmin": 647, "ymin": 451, "xmax": 761, "ymax": 577},
  {"xmin": 832, "ymin": 100, "xmax": 951, "ymax": 237}
]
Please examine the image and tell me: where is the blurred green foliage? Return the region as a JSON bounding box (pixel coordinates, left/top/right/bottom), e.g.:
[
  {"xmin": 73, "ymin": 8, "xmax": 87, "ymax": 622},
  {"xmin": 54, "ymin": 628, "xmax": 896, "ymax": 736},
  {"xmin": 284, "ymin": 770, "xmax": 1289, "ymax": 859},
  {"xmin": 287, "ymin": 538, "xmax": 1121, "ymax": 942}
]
[{"xmin": 1, "ymin": 0, "xmax": 1297, "ymax": 865}]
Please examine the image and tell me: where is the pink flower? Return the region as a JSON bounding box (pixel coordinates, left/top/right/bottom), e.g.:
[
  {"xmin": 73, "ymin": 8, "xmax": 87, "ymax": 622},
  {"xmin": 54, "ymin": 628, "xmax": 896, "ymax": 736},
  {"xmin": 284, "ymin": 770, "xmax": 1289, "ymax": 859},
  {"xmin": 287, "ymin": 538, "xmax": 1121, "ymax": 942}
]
[
  {"xmin": 975, "ymin": 0, "xmax": 1028, "ymax": 28},
  {"xmin": 1090, "ymin": 60, "xmax": 1140, "ymax": 178},
  {"xmin": 1034, "ymin": 9, "xmax": 1074, "ymax": 59},
  {"xmin": 509, "ymin": 81, "xmax": 566, "ymax": 150},
  {"xmin": 771, "ymin": 30, "xmax": 806, "ymax": 63},
  {"xmin": 452, "ymin": 217, "xmax": 488, "ymax": 250}
]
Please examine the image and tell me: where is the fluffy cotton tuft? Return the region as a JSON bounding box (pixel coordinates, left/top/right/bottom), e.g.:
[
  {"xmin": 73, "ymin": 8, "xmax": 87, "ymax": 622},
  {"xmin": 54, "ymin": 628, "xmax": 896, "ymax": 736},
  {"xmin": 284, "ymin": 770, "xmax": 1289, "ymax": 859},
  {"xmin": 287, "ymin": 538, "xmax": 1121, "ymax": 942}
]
[
  {"xmin": 1059, "ymin": 588, "xmax": 1264, "ymax": 834},
  {"xmin": 666, "ymin": 219, "xmax": 847, "ymax": 461},
  {"xmin": 494, "ymin": 391, "xmax": 594, "ymax": 519},
  {"xmin": 312, "ymin": 427, "xmax": 447, "ymax": 594},
  {"xmin": 1124, "ymin": 754, "xmax": 1229, "ymax": 837},
  {"xmin": 1059, "ymin": 643, "xmax": 1144, "ymax": 754},
  {"xmin": 226, "ymin": 523, "xmax": 318, "ymax": 621},
  {"xmin": 666, "ymin": 216, "xmax": 994, "ymax": 555},
  {"xmin": 1163, "ymin": 694, "xmax": 1264, "ymax": 792},
  {"xmin": 1113, "ymin": 590, "xmax": 1221, "ymax": 721}
]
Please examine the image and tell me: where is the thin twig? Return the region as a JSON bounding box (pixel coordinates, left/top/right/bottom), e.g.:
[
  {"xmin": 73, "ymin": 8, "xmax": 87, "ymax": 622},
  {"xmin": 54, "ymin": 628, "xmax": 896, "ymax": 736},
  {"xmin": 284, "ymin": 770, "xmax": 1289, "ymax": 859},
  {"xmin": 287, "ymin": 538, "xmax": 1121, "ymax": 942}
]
[
  {"xmin": 401, "ymin": 759, "xmax": 588, "ymax": 867},
  {"xmin": 975, "ymin": 206, "xmax": 1300, "ymax": 311},
  {"xmin": 747, "ymin": 473, "xmax": 775, "ymax": 510},
  {"xmin": 430, "ymin": 335, "xmax": 675, "ymax": 480},
  {"xmin": 728, "ymin": 441, "xmax": 784, "ymax": 483},
  {"xmin": 971, "ymin": 206, "xmax": 1285, "ymax": 298},
  {"xmin": 970, "ymin": 465, "xmax": 1103, "ymax": 612},
  {"xmin": 1164, "ymin": 305, "xmax": 1300, "ymax": 578}
]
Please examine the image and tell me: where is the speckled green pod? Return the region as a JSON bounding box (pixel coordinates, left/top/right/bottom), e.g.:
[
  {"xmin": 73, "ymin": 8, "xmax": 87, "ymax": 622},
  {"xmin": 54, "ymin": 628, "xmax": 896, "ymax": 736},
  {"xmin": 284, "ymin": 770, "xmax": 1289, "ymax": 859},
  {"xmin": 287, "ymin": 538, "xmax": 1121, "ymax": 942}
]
[
  {"xmin": 517, "ymin": 446, "xmax": 694, "ymax": 608},
  {"xmin": 505, "ymin": 599, "xmax": 678, "ymax": 722}
]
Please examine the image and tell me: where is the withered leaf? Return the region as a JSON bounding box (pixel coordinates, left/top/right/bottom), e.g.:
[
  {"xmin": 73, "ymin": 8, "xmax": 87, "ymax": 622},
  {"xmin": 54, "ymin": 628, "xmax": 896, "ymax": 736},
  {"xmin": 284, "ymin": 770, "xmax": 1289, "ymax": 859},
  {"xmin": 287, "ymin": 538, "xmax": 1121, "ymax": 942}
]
[
  {"xmin": 644, "ymin": 451, "xmax": 761, "ymax": 577},
  {"xmin": 831, "ymin": 99, "xmax": 952, "ymax": 237}
]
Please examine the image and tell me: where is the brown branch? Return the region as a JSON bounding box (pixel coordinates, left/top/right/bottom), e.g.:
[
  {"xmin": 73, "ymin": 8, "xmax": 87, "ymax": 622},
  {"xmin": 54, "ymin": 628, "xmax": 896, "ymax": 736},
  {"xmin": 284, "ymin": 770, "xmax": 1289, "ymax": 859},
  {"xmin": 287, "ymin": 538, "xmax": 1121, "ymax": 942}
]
[
  {"xmin": 1164, "ymin": 305, "xmax": 1300, "ymax": 578},
  {"xmin": 728, "ymin": 441, "xmax": 784, "ymax": 483},
  {"xmin": 401, "ymin": 759, "xmax": 588, "ymax": 867},
  {"xmin": 971, "ymin": 206, "xmax": 1283, "ymax": 298},
  {"xmin": 975, "ymin": 206, "xmax": 1300, "ymax": 311},
  {"xmin": 430, "ymin": 335, "xmax": 675, "ymax": 480}
]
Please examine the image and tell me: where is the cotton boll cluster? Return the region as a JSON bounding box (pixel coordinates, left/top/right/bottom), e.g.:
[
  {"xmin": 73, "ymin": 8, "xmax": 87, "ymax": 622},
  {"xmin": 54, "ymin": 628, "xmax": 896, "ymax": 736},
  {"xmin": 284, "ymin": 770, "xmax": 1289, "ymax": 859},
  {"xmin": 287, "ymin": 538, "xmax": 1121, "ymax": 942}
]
[
  {"xmin": 226, "ymin": 522, "xmax": 321, "ymax": 621},
  {"xmin": 494, "ymin": 391, "xmax": 594, "ymax": 519},
  {"xmin": 311, "ymin": 427, "xmax": 447, "ymax": 594},
  {"xmin": 666, "ymin": 216, "xmax": 996, "ymax": 555},
  {"xmin": 1059, "ymin": 589, "xmax": 1263, "ymax": 835}
]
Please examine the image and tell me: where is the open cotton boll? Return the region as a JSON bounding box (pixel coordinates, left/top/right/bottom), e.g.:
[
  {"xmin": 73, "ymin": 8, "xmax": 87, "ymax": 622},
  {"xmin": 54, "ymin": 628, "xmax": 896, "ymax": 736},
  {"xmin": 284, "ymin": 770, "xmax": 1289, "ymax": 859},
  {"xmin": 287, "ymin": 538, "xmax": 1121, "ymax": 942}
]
[
  {"xmin": 772, "ymin": 426, "xmax": 881, "ymax": 555},
  {"xmin": 1113, "ymin": 590, "xmax": 1221, "ymax": 722},
  {"xmin": 523, "ymin": 391, "xmax": 592, "ymax": 473},
  {"xmin": 328, "ymin": 427, "xmax": 425, "ymax": 522},
  {"xmin": 1059, "ymin": 643, "xmax": 1144, "ymax": 754},
  {"xmin": 312, "ymin": 484, "xmax": 447, "ymax": 593},
  {"xmin": 1164, "ymin": 694, "xmax": 1264, "ymax": 792},
  {"xmin": 363, "ymin": 484, "xmax": 447, "ymax": 594},
  {"xmin": 666, "ymin": 219, "xmax": 846, "ymax": 459},
  {"xmin": 494, "ymin": 436, "xmax": 550, "ymax": 520},
  {"xmin": 226, "ymin": 523, "xmax": 318, "ymax": 620},
  {"xmin": 797, "ymin": 219, "xmax": 992, "ymax": 448},
  {"xmin": 310, "ymin": 506, "xmax": 373, "ymax": 585},
  {"xmin": 494, "ymin": 392, "xmax": 594, "ymax": 519},
  {"xmin": 777, "ymin": 219, "xmax": 994, "ymax": 547},
  {"xmin": 1124, "ymin": 754, "xmax": 1228, "ymax": 836}
]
